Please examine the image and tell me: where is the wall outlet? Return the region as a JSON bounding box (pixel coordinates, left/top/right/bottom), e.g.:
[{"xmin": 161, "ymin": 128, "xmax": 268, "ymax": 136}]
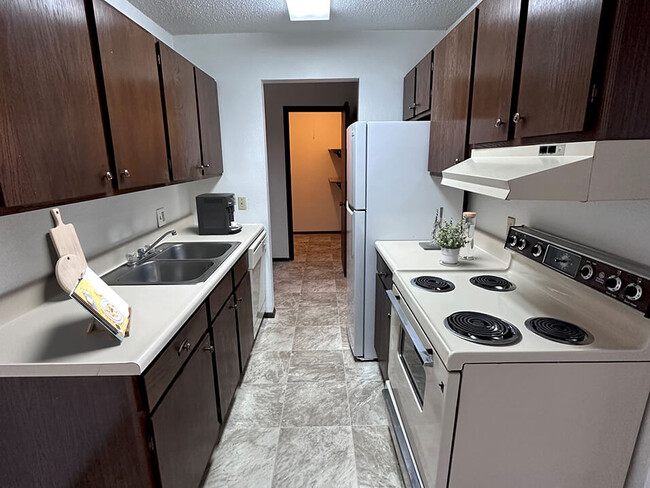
[
  {"xmin": 156, "ymin": 207, "xmax": 166, "ymax": 228},
  {"xmin": 237, "ymin": 197, "xmax": 247, "ymax": 211}
]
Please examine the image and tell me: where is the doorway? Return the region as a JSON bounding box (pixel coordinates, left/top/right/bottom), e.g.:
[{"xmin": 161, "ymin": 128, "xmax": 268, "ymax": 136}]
[{"xmin": 283, "ymin": 106, "xmax": 348, "ymax": 273}]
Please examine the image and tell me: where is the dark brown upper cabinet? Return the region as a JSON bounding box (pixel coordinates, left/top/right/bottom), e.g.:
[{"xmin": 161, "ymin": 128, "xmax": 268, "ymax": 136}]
[
  {"xmin": 0, "ymin": 0, "xmax": 111, "ymax": 208},
  {"xmin": 403, "ymin": 67, "xmax": 417, "ymax": 120},
  {"xmin": 428, "ymin": 11, "xmax": 477, "ymax": 174},
  {"xmin": 91, "ymin": 0, "xmax": 169, "ymax": 190},
  {"xmin": 157, "ymin": 42, "xmax": 203, "ymax": 182},
  {"xmin": 402, "ymin": 52, "xmax": 433, "ymax": 120},
  {"xmin": 194, "ymin": 67, "xmax": 224, "ymax": 177},
  {"xmin": 514, "ymin": 0, "xmax": 604, "ymax": 139},
  {"xmin": 414, "ymin": 51, "xmax": 433, "ymax": 117},
  {"xmin": 469, "ymin": 0, "xmax": 523, "ymax": 144}
]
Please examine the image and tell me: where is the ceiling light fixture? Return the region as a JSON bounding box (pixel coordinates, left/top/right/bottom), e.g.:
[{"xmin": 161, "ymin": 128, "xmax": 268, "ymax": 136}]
[{"xmin": 286, "ymin": 0, "xmax": 331, "ymax": 21}]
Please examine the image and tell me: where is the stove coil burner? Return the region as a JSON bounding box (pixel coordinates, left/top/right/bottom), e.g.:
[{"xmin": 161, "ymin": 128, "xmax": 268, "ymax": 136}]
[
  {"xmin": 525, "ymin": 317, "xmax": 593, "ymax": 345},
  {"xmin": 411, "ymin": 276, "xmax": 455, "ymax": 293},
  {"xmin": 444, "ymin": 311, "xmax": 521, "ymax": 346},
  {"xmin": 470, "ymin": 275, "xmax": 516, "ymax": 292}
]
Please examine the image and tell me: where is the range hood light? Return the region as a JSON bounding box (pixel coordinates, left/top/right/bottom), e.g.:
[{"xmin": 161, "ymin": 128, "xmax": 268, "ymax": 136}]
[{"xmin": 286, "ymin": 0, "xmax": 330, "ymax": 21}]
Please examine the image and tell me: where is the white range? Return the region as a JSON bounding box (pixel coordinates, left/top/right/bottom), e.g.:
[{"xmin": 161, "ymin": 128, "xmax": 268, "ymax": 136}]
[{"xmin": 381, "ymin": 226, "xmax": 650, "ymax": 488}]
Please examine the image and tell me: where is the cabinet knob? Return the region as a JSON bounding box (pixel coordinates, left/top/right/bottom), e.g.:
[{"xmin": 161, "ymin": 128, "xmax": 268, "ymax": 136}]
[
  {"xmin": 455, "ymin": 158, "xmax": 460, "ymax": 163},
  {"xmin": 229, "ymin": 303, "xmax": 238, "ymax": 310},
  {"xmin": 204, "ymin": 163, "xmax": 210, "ymax": 168},
  {"xmin": 198, "ymin": 164, "xmax": 205, "ymax": 170},
  {"xmin": 237, "ymin": 297, "xmax": 243, "ymax": 303},
  {"xmin": 512, "ymin": 112, "xmax": 523, "ymax": 124},
  {"xmin": 203, "ymin": 345, "xmax": 215, "ymax": 353},
  {"xmin": 178, "ymin": 339, "xmax": 191, "ymax": 354},
  {"xmin": 120, "ymin": 169, "xmax": 130, "ymax": 178},
  {"xmin": 409, "ymin": 103, "xmax": 417, "ymax": 109},
  {"xmin": 103, "ymin": 172, "xmax": 113, "ymax": 181},
  {"xmin": 494, "ymin": 118, "xmax": 504, "ymax": 128}
]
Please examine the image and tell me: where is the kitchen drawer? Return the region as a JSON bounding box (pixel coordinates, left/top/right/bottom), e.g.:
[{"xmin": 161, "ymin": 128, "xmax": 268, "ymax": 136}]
[
  {"xmin": 209, "ymin": 275, "xmax": 233, "ymax": 322},
  {"xmin": 233, "ymin": 253, "xmax": 248, "ymax": 287},
  {"xmin": 376, "ymin": 253, "xmax": 393, "ymax": 289},
  {"xmin": 144, "ymin": 303, "xmax": 208, "ymax": 409}
]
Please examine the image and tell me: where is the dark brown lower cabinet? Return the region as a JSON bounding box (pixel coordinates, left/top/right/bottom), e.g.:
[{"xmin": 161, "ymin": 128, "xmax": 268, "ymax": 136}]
[
  {"xmin": 374, "ymin": 254, "xmax": 393, "ymax": 380},
  {"xmin": 212, "ymin": 296, "xmax": 241, "ymax": 420},
  {"xmin": 235, "ymin": 272, "xmax": 255, "ymax": 372},
  {"xmin": 151, "ymin": 333, "xmax": 219, "ymax": 488}
]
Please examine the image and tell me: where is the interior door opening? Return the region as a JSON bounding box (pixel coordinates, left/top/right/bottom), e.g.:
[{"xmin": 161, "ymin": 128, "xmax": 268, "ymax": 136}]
[{"xmin": 282, "ymin": 106, "xmax": 349, "ymax": 274}]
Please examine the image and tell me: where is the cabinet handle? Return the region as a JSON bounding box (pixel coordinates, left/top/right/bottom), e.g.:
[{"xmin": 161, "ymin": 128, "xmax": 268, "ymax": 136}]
[
  {"xmin": 204, "ymin": 345, "xmax": 215, "ymax": 353},
  {"xmin": 494, "ymin": 118, "xmax": 504, "ymax": 128},
  {"xmin": 512, "ymin": 112, "xmax": 523, "ymax": 124},
  {"xmin": 103, "ymin": 172, "xmax": 113, "ymax": 181},
  {"xmin": 178, "ymin": 339, "xmax": 191, "ymax": 354},
  {"xmin": 377, "ymin": 272, "xmax": 386, "ymax": 278},
  {"xmin": 439, "ymin": 381, "xmax": 445, "ymax": 393},
  {"xmin": 120, "ymin": 169, "xmax": 130, "ymax": 178}
]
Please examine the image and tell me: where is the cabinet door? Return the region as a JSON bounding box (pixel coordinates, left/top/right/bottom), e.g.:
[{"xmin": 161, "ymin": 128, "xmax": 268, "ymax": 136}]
[
  {"xmin": 374, "ymin": 274, "xmax": 391, "ymax": 381},
  {"xmin": 414, "ymin": 51, "xmax": 433, "ymax": 116},
  {"xmin": 158, "ymin": 42, "xmax": 202, "ymax": 182},
  {"xmin": 194, "ymin": 67, "xmax": 224, "ymax": 177},
  {"xmin": 403, "ymin": 67, "xmax": 416, "ymax": 120},
  {"xmin": 91, "ymin": 0, "xmax": 169, "ymax": 189},
  {"xmin": 0, "ymin": 0, "xmax": 111, "ymax": 208},
  {"xmin": 514, "ymin": 0, "xmax": 603, "ymax": 139},
  {"xmin": 212, "ymin": 296, "xmax": 240, "ymax": 420},
  {"xmin": 469, "ymin": 0, "xmax": 522, "ymax": 144},
  {"xmin": 428, "ymin": 11, "xmax": 477, "ymax": 174},
  {"xmin": 235, "ymin": 272, "xmax": 255, "ymax": 372},
  {"xmin": 151, "ymin": 333, "xmax": 219, "ymax": 488}
]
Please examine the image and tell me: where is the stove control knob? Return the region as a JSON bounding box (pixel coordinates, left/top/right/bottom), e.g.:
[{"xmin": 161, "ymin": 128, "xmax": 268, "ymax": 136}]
[
  {"xmin": 605, "ymin": 275, "xmax": 622, "ymax": 292},
  {"xmin": 531, "ymin": 243, "xmax": 544, "ymax": 258},
  {"xmin": 516, "ymin": 238, "xmax": 528, "ymax": 250},
  {"xmin": 579, "ymin": 264, "xmax": 594, "ymax": 280},
  {"xmin": 624, "ymin": 283, "xmax": 643, "ymax": 302},
  {"xmin": 508, "ymin": 234, "xmax": 518, "ymax": 247}
]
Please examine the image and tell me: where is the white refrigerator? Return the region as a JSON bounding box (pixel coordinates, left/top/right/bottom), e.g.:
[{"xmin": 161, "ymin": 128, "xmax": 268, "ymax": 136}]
[{"xmin": 345, "ymin": 121, "xmax": 463, "ymax": 360}]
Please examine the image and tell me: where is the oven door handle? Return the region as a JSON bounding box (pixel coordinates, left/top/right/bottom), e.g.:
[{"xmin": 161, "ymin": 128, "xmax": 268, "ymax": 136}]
[{"xmin": 386, "ymin": 290, "xmax": 433, "ymax": 367}]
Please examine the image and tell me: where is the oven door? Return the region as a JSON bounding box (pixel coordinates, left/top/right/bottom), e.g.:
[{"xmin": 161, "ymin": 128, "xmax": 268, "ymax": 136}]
[{"xmin": 385, "ymin": 286, "xmax": 460, "ymax": 488}]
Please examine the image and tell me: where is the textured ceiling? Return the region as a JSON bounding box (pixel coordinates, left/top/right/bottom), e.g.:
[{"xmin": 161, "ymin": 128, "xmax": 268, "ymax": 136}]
[{"xmin": 126, "ymin": 0, "xmax": 475, "ymax": 35}]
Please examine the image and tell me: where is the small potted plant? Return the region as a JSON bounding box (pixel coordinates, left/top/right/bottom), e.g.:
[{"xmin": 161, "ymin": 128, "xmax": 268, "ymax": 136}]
[{"xmin": 433, "ymin": 218, "xmax": 468, "ymax": 265}]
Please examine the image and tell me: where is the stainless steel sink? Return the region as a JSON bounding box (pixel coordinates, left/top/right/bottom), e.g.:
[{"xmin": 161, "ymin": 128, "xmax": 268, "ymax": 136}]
[
  {"xmin": 103, "ymin": 260, "xmax": 216, "ymax": 285},
  {"xmin": 154, "ymin": 241, "xmax": 239, "ymax": 261}
]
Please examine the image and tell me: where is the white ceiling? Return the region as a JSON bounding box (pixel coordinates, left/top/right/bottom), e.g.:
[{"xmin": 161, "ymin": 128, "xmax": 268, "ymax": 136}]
[{"xmin": 126, "ymin": 0, "xmax": 475, "ymax": 35}]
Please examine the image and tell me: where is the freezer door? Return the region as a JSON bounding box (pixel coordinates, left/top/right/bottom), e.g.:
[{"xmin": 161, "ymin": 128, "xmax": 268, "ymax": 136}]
[
  {"xmin": 346, "ymin": 122, "xmax": 367, "ymax": 211},
  {"xmin": 346, "ymin": 203, "xmax": 366, "ymax": 357}
]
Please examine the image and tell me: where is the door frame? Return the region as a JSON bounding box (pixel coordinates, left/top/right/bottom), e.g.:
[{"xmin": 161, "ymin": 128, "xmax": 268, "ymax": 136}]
[{"xmin": 282, "ymin": 105, "xmax": 348, "ymax": 260}]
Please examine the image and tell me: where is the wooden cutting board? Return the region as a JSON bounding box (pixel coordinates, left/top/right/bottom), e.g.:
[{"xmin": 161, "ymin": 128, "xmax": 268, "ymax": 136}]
[
  {"xmin": 49, "ymin": 208, "xmax": 87, "ymax": 268},
  {"xmin": 55, "ymin": 254, "xmax": 86, "ymax": 294}
]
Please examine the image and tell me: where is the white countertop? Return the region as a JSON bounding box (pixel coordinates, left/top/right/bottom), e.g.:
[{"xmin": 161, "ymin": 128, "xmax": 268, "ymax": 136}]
[
  {"xmin": 0, "ymin": 223, "xmax": 263, "ymax": 377},
  {"xmin": 375, "ymin": 230, "xmax": 510, "ymax": 273}
]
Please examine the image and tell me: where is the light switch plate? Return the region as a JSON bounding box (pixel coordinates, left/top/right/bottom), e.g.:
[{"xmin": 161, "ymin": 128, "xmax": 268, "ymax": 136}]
[
  {"xmin": 238, "ymin": 197, "xmax": 247, "ymax": 211},
  {"xmin": 156, "ymin": 207, "xmax": 166, "ymax": 228}
]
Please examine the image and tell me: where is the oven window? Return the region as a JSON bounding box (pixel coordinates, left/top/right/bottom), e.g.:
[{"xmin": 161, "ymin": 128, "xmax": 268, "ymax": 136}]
[{"xmin": 399, "ymin": 328, "xmax": 426, "ymax": 407}]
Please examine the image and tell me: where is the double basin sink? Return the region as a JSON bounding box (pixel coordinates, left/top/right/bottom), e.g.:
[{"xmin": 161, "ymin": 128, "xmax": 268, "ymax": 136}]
[{"xmin": 103, "ymin": 242, "xmax": 240, "ymax": 285}]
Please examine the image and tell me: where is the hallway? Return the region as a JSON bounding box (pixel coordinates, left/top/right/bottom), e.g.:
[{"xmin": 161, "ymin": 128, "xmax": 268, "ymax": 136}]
[{"xmin": 201, "ymin": 233, "xmax": 403, "ymax": 487}]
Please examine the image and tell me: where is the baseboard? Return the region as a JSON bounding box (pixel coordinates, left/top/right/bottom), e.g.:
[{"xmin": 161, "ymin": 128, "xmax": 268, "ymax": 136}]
[
  {"xmin": 293, "ymin": 231, "xmax": 340, "ymax": 234},
  {"xmin": 273, "ymin": 258, "xmax": 291, "ymax": 262},
  {"xmin": 263, "ymin": 309, "xmax": 276, "ymax": 319}
]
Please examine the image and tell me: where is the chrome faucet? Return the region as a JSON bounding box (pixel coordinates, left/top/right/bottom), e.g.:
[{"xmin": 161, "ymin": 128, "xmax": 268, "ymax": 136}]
[{"xmin": 127, "ymin": 230, "xmax": 177, "ymax": 266}]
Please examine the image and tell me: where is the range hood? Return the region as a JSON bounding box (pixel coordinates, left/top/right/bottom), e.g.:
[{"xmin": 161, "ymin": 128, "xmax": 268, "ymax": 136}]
[{"xmin": 441, "ymin": 140, "xmax": 650, "ymax": 201}]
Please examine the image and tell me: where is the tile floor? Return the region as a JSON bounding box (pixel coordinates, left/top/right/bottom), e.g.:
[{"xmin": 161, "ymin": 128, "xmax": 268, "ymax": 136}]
[{"xmin": 201, "ymin": 233, "xmax": 404, "ymax": 488}]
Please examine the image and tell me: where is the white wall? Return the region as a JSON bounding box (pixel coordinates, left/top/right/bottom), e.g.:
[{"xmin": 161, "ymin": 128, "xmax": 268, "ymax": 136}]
[{"xmin": 172, "ymin": 30, "xmax": 446, "ymax": 253}]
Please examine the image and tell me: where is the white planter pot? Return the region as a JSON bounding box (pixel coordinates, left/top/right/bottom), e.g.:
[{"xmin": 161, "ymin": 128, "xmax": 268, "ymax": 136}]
[{"xmin": 440, "ymin": 247, "xmax": 460, "ymax": 265}]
